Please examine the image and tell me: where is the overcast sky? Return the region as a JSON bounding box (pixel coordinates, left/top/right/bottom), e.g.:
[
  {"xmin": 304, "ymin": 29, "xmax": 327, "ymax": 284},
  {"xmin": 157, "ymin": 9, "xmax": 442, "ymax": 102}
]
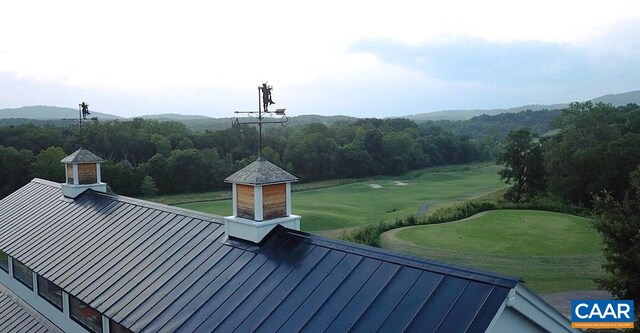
[{"xmin": 1, "ymin": 0, "xmax": 639, "ymax": 118}]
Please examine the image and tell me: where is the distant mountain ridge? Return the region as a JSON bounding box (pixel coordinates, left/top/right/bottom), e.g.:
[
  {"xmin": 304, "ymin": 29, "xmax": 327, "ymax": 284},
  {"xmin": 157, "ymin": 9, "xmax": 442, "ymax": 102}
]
[
  {"xmin": 139, "ymin": 113, "xmax": 212, "ymax": 120},
  {"xmin": 0, "ymin": 105, "xmax": 122, "ymax": 120},
  {"xmin": 2, "ymin": 90, "xmax": 639, "ymax": 125},
  {"xmin": 403, "ymin": 90, "xmax": 640, "ymax": 121},
  {"xmin": 0, "ymin": 105, "xmax": 358, "ymax": 131},
  {"xmin": 591, "ymin": 90, "xmax": 640, "ymax": 105}
]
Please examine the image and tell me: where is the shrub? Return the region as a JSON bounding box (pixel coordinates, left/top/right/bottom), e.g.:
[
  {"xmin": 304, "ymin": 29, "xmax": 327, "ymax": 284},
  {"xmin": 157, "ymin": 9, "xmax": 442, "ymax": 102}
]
[{"xmin": 140, "ymin": 176, "xmax": 158, "ymax": 196}]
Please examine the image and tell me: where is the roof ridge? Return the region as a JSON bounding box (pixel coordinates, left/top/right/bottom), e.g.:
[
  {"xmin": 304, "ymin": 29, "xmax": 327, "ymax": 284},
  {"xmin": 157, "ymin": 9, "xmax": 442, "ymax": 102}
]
[
  {"xmin": 32, "ymin": 178, "xmax": 62, "ymax": 188},
  {"xmin": 86, "ymin": 190, "xmax": 226, "ymax": 225},
  {"xmin": 30, "ymin": 178, "xmax": 225, "ymax": 225}
]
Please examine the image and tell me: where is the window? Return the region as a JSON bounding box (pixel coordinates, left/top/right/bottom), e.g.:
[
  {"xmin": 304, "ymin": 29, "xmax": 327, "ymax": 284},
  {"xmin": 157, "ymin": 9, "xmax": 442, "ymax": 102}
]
[
  {"xmin": 110, "ymin": 319, "xmax": 133, "ymax": 333},
  {"xmin": 37, "ymin": 275, "xmax": 63, "ymax": 310},
  {"xmin": 0, "ymin": 250, "xmax": 7, "ymax": 272},
  {"xmin": 12, "ymin": 260, "xmax": 33, "ymax": 289},
  {"xmin": 70, "ymin": 295, "xmax": 103, "ymax": 333}
]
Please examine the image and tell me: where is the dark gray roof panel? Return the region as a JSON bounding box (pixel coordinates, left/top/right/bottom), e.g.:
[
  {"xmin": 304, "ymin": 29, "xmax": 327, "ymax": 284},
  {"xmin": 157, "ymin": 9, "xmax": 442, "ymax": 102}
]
[
  {"xmin": 224, "ymin": 156, "xmax": 298, "ymax": 185},
  {"xmin": 60, "ymin": 148, "xmax": 104, "ymax": 163},
  {"xmin": 0, "ymin": 179, "xmax": 518, "ymax": 333},
  {"xmin": 0, "ymin": 285, "xmax": 62, "ymax": 333}
]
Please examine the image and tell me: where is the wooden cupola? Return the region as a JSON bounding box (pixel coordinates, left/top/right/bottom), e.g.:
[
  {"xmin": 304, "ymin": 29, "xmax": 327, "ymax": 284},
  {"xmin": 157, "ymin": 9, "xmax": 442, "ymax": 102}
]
[
  {"xmin": 60, "ymin": 148, "xmax": 107, "ymax": 198},
  {"xmin": 224, "ymin": 156, "xmax": 300, "ymax": 243}
]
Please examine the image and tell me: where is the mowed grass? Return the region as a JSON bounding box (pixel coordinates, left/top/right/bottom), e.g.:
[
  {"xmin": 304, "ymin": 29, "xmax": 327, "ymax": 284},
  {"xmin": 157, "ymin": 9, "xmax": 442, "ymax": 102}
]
[
  {"xmin": 177, "ymin": 164, "xmax": 506, "ymax": 232},
  {"xmin": 382, "ymin": 210, "xmax": 604, "ymax": 292}
]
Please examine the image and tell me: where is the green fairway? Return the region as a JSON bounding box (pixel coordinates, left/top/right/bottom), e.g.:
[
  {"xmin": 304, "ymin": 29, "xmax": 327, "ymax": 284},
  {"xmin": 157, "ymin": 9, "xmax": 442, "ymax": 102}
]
[
  {"xmin": 382, "ymin": 210, "xmax": 604, "ymax": 292},
  {"xmin": 177, "ymin": 164, "xmax": 506, "ymax": 232}
]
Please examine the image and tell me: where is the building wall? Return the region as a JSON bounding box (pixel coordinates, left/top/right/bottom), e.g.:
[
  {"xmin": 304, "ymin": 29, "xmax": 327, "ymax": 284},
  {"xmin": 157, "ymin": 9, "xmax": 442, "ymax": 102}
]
[
  {"xmin": 489, "ymin": 307, "xmax": 548, "ymax": 333},
  {"xmin": 487, "ymin": 284, "xmax": 578, "ymax": 333},
  {"xmin": 0, "ymin": 258, "xmax": 93, "ymax": 332}
]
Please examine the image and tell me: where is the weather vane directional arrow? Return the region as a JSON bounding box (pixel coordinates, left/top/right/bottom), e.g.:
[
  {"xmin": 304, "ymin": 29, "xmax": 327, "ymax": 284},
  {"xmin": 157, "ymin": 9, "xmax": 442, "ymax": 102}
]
[{"xmin": 233, "ymin": 82, "xmax": 288, "ymax": 156}]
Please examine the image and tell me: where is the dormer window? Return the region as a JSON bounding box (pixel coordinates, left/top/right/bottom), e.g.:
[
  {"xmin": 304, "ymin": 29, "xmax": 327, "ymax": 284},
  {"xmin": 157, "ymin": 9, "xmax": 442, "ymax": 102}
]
[
  {"xmin": 70, "ymin": 295, "xmax": 103, "ymax": 333},
  {"xmin": 37, "ymin": 275, "xmax": 63, "ymax": 310},
  {"xmin": 13, "ymin": 260, "xmax": 33, "ymax": 290}
]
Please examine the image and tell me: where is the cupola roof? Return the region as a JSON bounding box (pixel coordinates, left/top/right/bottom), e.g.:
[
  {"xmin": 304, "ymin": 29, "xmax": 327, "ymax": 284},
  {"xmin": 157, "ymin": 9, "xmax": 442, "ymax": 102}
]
[
  {"xmin": 225, "ymin": 156, "xmax": 298, "ymax": 185},
  {"xmin": 60, "ymin": 148, "xmax": 104, "ymax": 164}
]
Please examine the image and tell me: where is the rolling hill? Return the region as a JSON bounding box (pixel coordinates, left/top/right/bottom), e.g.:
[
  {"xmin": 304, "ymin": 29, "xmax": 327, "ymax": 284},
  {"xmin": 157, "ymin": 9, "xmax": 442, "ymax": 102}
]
[
  {"xmin": 2, "ymin": 90, "xmax": 638, "ymax": 127},
  {"xmin": 0, "ymin": 105, "xmax": 122, "ymax": 120},
  {"xmin": 403, "ymin": 90, "xmax": 640, "ymax": 121}
]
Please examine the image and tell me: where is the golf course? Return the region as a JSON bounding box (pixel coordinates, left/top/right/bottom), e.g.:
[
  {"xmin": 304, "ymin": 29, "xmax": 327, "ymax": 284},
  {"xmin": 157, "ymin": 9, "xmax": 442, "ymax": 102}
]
[
  {"xmin": 174, "ymin": 163, "xmax": 604, "ymax": 293},
  {"xmin": 381, "ymin": 210, "xmax": 603, "ymax": 292},
  {"xmin": 178, "ymin": 163, "xmax": 506, "ymax": 231}
]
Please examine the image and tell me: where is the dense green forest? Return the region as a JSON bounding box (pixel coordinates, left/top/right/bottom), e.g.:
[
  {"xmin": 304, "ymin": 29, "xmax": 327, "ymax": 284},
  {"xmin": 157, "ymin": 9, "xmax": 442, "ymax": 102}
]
[
  {"xmin": 2, "ymin": 103, "xmax": 634, "ymax": 200},
  {"xmin": 0, "ymin": 116, "xmax": 498, "ymax": 197}
]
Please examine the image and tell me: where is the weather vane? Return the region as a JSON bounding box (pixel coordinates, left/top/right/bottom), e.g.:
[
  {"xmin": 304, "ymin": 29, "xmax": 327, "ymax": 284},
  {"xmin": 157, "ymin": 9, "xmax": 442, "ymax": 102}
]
[
  {"xmin": 76, "ymin": 101, "xmax": 98, "ymax": 147},
  {"xmin": 233, "ymin": 82, "xmax": 288, "ymax": 156},
  {"xmin": 80, "ymin": 101, "xmax": 91, "ymax": 120}
]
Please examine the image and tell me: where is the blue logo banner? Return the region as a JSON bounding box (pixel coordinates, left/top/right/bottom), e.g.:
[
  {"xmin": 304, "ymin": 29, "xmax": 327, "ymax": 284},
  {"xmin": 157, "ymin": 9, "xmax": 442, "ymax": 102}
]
[{"xmin": 571, "ymin": 300, "xmax": 634, "ymax": 329}]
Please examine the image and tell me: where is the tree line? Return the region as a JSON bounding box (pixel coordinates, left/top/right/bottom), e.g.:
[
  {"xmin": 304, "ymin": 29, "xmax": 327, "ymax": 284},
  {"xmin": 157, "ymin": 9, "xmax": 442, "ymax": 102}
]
[
  {"xmin": 0, "ymin": 117, "xmax": 488, "ymax": 198},
  {"xmin": 498, "ymin": 102, "xmax": 640, "ymax": 206},
  {"xmin": 497, "ymin": 102, "xmax": 640, "ymax": 328}
]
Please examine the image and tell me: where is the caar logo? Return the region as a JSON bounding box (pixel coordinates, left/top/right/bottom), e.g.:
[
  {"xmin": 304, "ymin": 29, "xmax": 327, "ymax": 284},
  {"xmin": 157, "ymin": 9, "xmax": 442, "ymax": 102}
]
[{"xmin": 571, "ymin": 300, "xmax": 634, "ymax": 329}]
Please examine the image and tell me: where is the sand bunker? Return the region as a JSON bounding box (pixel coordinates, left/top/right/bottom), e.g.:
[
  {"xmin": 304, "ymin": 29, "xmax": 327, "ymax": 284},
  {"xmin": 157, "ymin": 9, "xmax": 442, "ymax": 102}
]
[
  {"xmin": 370, "ymin": 184, "xmax": 383, "ymax": 189},
  {"xmin": 394, "ymin": 181, "xmax": 408, "ymax": 186}
]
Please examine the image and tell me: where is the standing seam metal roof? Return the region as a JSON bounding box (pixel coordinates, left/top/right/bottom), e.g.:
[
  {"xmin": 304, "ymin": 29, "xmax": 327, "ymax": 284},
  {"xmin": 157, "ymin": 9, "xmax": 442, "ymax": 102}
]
[
  {"xmin": 0, "ymin": 284, "xmax": 62, "ymax": 333},
  {"xmin": 0, "ymin": 179, "xmax": 518, "ymax": 332}
]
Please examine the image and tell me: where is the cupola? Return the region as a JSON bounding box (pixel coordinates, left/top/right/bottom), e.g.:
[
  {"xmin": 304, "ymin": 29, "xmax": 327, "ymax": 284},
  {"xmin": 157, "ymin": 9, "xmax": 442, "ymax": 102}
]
[
  {"xmin": 60, "ymin": 148, "xmax": 107, "ymax": 198},
  {"xmin": 224, "ymin": 156, "xmax": 300, "ymax": 243}
]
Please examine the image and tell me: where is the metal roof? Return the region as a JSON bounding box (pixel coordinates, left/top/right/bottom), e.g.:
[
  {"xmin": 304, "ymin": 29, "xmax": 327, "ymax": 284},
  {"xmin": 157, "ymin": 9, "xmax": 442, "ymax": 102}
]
[
  {"xmin": 224, "ymin": 156, "xmax": 298, "ymax": 185},
  {"xmin": 0, "ymin": 284, "xmax": 62, "ymax": 333},
  {"xmin": 60, "ymin": 148, "xmax": 104, "ymax": 164},
  {"xmin": 0, "ymin": 179, "xmax": 519, "ymax": 333}
]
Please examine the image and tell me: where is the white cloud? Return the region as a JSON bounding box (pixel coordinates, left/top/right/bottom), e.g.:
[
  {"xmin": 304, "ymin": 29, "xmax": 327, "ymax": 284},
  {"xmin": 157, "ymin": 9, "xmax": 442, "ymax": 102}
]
[{"xmin": 1, "ymin": 0, "xmax": 639, "ymax": 116}]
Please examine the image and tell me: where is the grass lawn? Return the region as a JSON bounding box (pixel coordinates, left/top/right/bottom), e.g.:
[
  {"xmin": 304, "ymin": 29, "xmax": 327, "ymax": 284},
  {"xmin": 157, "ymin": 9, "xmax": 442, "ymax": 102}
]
[
  {"xmin": 177, "ymin": 163, "xmax": 506, "ymax": 232},
  {"xmin": 382, "ymin": 210, "xmax": 604, "ymax": 293}
]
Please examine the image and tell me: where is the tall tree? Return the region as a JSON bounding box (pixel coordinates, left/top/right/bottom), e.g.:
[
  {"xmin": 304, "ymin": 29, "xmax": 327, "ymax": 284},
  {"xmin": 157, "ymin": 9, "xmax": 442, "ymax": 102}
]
[
  {"xmin": 592, "ymin": 167, "xmax": 640, "ymax": 331},
  {"xmin": 545, "ymin": 102, "xmax": 640, "ymax": 205},
  {"xmin": 32, "ymin": 147, "xmax": 67, "ymax": 182},
  {"xmin": 0, "ymin": 146, "xmax": 33, "ymax": 197},
  {"xmin": 497, "ymin": 128, "xmax": 545, "ymax": 203},
  {"xmin": 140, "ymin": 176, "xmax": 158, "ymax": 196}
]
